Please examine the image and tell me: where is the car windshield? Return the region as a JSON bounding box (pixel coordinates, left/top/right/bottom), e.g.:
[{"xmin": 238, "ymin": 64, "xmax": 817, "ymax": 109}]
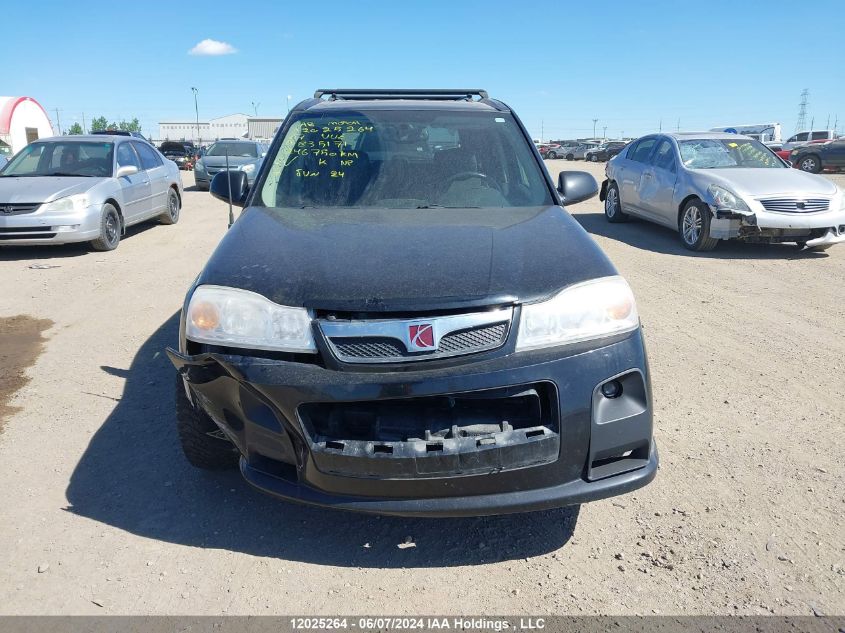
[
  {"xmin": 678, "ymin": 138, "xmax": 783, "ymax": 169},
  {"xmin": 0, "ymin": 141, "xmax": 114, "ymax": 177},
  {"xmin": 259, "ymin": 109, "xmax": 553, "ymax": 209},
  {"xmin": 207, "ymin": 142, "xmax": 257, "ymax": 158}
]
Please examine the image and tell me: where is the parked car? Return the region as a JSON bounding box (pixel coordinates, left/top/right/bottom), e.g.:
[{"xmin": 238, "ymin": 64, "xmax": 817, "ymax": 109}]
[
  {"xmin": 91, "ymin": 130, "xmax": 152, "ymax": 144},
  {"xmin": 790, "ymin": 140, "xmax": 845, "ymax": 173},
  {"xmin": 566, "ymin": 142, "xmax": 600, "ymax": 160},
  {"xmin": 193, "ymin": 140, "xmax": 267, "ymax": 191},
  {"xmin": 546, "ymin": 143, "xmax": 578, "ymax": 160},
  {"xmin": 0, "ymin": 135, "xmax": 183, "ymax": 250},
  {"xmin": 159, "ymin": 141, "xmax": 195, "ymax": 170},
  {"xmin": 601, "ymin": 132, "xmax": 845, "ymax": 252},
  {"xmin": 782, "ymin": 130, "xmax": 836, "ymax": 151},
  {"xmin": 167, "ymin": 88, "xmax": 657, "ymax": 519},
  {"xmin": 585, "ymin": 141, "xmax": 628, "ymax": 162}
]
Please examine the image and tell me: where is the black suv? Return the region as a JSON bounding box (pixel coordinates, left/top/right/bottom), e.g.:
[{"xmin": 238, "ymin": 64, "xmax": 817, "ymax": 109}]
[
  {"xmin": 167, "ymin": 89, "xmax": 657, "ymax": 518},
  {"xmin": 791, "ymin": 139, "xmax": 845, "ymax": 173}
]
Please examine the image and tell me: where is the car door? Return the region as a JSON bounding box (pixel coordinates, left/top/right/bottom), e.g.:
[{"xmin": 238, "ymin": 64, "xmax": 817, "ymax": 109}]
[
  {"xmin": 133, "ymin": 141, "xmax": 169, "ymax": 216},
  {"xmin": 821, "ymin": 140, "xmax": 845, "ymax": 167},
  {"xmin": 638, "ymin": 138, "xmax": 679, "ymax": 226},
  {"xmin": 617, "ymin": 136, "xmax": 657, "ymax": 215},
  {"xmin": 115, "ymin": 142, "xmax": 150, "ymax": 223}
]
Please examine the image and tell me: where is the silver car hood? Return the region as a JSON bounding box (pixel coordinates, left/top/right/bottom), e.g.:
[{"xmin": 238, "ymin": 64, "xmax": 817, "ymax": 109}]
[
  {"xmin": 700, "ymin": 168, "xmax": 838, "ymax": 198},
  {"xmin": 200, "ymin": 156, "xmax": 257, "ymax": 167},
  {"xmin": 0, "ymin": 176, "xmax": 103, "ymax": 203}
]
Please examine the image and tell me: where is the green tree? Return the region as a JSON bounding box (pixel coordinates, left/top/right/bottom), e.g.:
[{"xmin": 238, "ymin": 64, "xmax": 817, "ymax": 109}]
[
  {"xmin": 117, "ymin": 118, "xmax": 142, "ymax": 133},
  {"xmin": 67, "ymin": 122, "xmax": 84, "ymax": 135},
  {"xmin": 90, "ymin": 116, "xmax": 109, "ymax": 132}
]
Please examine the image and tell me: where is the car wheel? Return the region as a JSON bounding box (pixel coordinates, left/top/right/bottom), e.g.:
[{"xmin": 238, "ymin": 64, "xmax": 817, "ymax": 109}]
[
  {"xmin": 548, "ymin": 151, "xmax": 557, "ymax": 159},
  {"xmin": 159, "ymin": 188, "xmax": 181, "ymax": 225},
  {"xmin": 589, "ymin": 154, "xmax": 598, "ymax": 162},
  {"xmin": 679, "ymin": 199, "xmax": 718, "ymax": 251},
  {"xmin": 566, "ymin": 154, "xmax": 574, "ymax": 161},
  {"xmin": 89, "ymin": 203, "xmax": 121, "ymax": 251},
  {"xmin": 604, "ymin": 182, "xmax": 628, "ymax": 223},
  {"xmin": 798, "ymin": 155, "xmax": 822, "ymax": 173},
  {"xmin": 174, "ymin": 373, "xmax": 238, "ymax": 470}
]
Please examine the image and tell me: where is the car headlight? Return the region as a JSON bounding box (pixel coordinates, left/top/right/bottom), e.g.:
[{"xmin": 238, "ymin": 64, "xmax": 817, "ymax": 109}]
[
  {"xmin": 516, "ymin": 276, "xmax": 639, "ymax": 352},
  {"xmin": 185, "ymin": 285, "xmax": 316, "ymax": 353},
  {"xmin": 707, "ymin": 184, "xmax": 750, "ymax": 212},
  {"xmin": 240, "ymin": 163, "xmax": 256, "ymax": 174},
  {"xmin": 39, "ymin": 194, "xmax": 90, "ymax": 213}
]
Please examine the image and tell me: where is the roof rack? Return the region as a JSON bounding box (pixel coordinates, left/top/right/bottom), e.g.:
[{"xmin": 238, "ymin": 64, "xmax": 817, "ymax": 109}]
[{"xmin": 313, "ymin": 89, "xmax": 489, "ymax": 101}]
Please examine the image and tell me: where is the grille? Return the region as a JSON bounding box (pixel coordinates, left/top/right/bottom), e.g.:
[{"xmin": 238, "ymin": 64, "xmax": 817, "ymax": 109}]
[
  {"xmin": 328, "ymin": 321, "xmax": 509, "ymax": 363},
  {"xmin": 439, "ymin": 323, "xmax": 507, "ymax": 353},
  {"xmin": 0, "ymin": 203, "xmax": 40, "ymax": 216},
  {"xmin": 759, "ymin": 198, "xmax": 829, "ymax": 213},
  {"xmin": 0, "ymin": 227, "xmax": 57, "ymax": 239}
]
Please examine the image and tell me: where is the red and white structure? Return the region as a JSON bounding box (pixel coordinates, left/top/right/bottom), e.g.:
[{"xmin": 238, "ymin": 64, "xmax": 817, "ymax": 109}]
[{"xmin": 0, "ymin": 96, "xmax": 54, "ymax": 157}]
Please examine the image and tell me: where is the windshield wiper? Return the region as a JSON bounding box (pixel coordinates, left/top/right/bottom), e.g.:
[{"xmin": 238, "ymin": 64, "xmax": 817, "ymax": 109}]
[{"xmin": 45, "ymin": 172, "xmax": 94, "ymax": 177}]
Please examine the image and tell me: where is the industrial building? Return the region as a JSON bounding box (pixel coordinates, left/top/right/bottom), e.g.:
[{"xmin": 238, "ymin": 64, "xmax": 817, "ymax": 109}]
[
  {"xmin": 0, "ymin": 96, "xmax": 54, "ymax": 157},
  {"xmin": 158, "ymin": 113, "xmax": 249, "ymax": 143},
  {"xmin": 247, "ymin": 117, "xmax": 284, "ymax": 140}
]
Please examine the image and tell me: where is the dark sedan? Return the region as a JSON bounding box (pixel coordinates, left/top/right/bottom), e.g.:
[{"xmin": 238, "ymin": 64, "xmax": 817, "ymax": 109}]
[
  {"xmin": 585, "ymin": 141, "xmax": 628, "ymax": 162},
  {"xmin": 791, "ymin": 139, "xmax": 845, "ymax": 173}
]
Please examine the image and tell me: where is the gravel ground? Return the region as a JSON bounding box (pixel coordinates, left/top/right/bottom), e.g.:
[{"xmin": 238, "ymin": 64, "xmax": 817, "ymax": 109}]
[{"xmin": 0, "ymin": 166, "xmax": 843, "ymax": 615}]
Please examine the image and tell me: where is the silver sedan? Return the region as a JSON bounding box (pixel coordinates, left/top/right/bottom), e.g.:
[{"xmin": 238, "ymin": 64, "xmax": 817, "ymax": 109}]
[
  {"xmin": 0, "ymin": 135, "xmax": 183, "ymax": 250},
  {"xmin": 601, "ymin": 132, "xmax": 845, "ymax": 252}
]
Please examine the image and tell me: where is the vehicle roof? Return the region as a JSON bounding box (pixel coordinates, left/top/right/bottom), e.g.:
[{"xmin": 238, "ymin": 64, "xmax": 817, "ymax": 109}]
[
  {"xmin": 301, "ymin": 99, "xmax": 506, "ymax": 113},
  {"xmin": 663, "ymin": 132, "xmax": 754, "ymax": 141},
  {"xmin": 32, "ymin": 134, "xmax": 132, "ymax": 143}
]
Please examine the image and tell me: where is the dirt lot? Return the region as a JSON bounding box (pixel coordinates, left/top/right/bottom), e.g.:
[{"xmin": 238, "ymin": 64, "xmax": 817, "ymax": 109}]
[{"xmin": 1, "ymin": 165, "xmax": 843, "ymax": 616}]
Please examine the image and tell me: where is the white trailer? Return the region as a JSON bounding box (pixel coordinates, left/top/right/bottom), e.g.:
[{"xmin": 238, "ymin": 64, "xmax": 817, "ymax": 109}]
[{"xmin": 709, "ymin": 123, "xmax": 782, "ymax": 145}]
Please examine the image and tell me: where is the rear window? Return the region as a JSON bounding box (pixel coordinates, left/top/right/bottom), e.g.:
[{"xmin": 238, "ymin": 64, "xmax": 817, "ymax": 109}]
[
  {"xmin": 207, "ymin": 142, "xmax": 257, "ymax": 158},
  {"xmin": 259, "ymin": 109, "xmax": 552, "ymax": 209}
]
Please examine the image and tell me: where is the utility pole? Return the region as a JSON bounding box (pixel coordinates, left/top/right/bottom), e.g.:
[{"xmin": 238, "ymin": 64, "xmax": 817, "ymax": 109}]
[
  {"xmin": 810, "ymin": 116, "xmax": 814, "ymax": 131},
  {"xmin": 82, "ymin": 112, "xmax": 86, "ymax": 134},
  {"xmin": 659, "ymin": 118, "xmax": 662, "ymax": 132},
  {"xmin": 602, "ymin": 125, "xmax": 607, "ymax": 139},
  {"xmin": 251, "ymin": 101, "xmax": 260, "ymax": 116},
  {"xmin": 592, "ymin": 118, "xmax": 598, "ymax": 139},
  {"xmin": 191, "ymin": 87, "xmax": 200, "ymax": 143},
  {"xmin": 676, "ymin": 118, "xmax": 681, "ymax": 132},
  {"xmin": 55, "ymin": 108, "xmax": 62, "ymax": 134},
  {"xmin": 826, "ymin": 114, "xmax": 830, "ymax": 130}
]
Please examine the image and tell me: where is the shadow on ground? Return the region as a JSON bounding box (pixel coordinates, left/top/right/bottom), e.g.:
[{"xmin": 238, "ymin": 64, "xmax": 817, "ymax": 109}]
[
  {"xmin": 0, "ymin": 222, "xmax": 163, "ymax": 261},
  {"xmin": 66, "ymin": 312, "xmax": 577, "ymax": 568},
  {"xmin": 575, "ymin": 212, "xmax": 830, "ymax": 259}
]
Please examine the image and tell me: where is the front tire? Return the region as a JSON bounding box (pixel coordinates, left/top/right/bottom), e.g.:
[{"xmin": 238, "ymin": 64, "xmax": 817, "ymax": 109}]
[
  {"xmin": 547, "ymin": 151, "xmax": 557, "ymax": 159},
  {"xmin": 679, "ymin": 199, "xmax": 718, "ymax": 251},
  {"xmin": 566, "ymin": 154, "xmax": 574, "ymax": 161},
  {"xmin": 89, "ymin": 203, "xmax": 121, "ymax": 251},
  {"xmin": 589, "ymin": 154, "xmax": 598, "ymax": 162},
  {"xmin": 159, "ymin": 188, "xmax": 180, "ymax": 225},
  {"xmin": 175, "ymin": 374, "xmax": 238, "ymax": 470},
  {"xmin": 604, "ymin": 182, "xmax": 628, "ymax": 223},
  {"xmin": 798, "ymin": 155, "xmax": 822, "ymax": 173}
]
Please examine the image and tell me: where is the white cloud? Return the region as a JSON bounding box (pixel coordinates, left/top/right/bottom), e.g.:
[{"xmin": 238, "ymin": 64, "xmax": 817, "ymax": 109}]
[{"xmin": 188, "ymin": 39, "xmax": 238, "ymax": 56}]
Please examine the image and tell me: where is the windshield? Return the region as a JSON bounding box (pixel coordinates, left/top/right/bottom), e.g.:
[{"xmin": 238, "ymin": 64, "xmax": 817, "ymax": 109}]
[
  {"xmin": 0, "ymin": 141, "xmax": 114, "ymax": 177},
  {"xmin": 679, "ymin": 138, "xmax": 783, "ymax": 169},
  {"xmin": 207, "ymin": 142, "xmax": 257, "ymax": 158},
  {"xmin": 259, "ymin": 110, "xmax": 552, "ymax": 209}
]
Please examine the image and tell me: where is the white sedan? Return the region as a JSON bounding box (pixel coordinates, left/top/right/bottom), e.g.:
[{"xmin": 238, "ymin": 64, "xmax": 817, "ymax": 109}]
[
  {"xmin": 0, "ymin": 135, "xmax": 183, "ymax": 250},
  {"xmin": 601, "ymin": 132, "xmax": 845, "ymax": 252}
]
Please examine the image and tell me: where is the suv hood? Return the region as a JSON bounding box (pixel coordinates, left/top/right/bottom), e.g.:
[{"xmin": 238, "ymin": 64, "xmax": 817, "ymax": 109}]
[
  {"xmin": 0, "ymin": 176, "xmax": 103, "ymax": 203},
  {"xmin": 700, "ymin": 168, "xmax": 838, "ymax": 198},
  {"xmin": 201, "ymin": 156, "xmax": 257, "ymax": 168},
  {"xmin": 196, "ymin": 205, "xmax": 616, "ymax": 312}
]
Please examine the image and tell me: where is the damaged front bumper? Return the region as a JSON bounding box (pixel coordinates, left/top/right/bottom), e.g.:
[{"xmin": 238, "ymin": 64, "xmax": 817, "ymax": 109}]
[
  {"xmin": 167, "ymin": 331, "xmax": 658, "ymax": 517},
  {"xmin": 709, "ymin": 204, "xmax": 845, "ymax": 244}
]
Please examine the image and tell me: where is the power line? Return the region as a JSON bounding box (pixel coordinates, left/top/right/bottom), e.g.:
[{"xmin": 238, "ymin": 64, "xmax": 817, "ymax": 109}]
[{"xmin": 795, "ymin": 89, "xmax": 809, "ymax": 132}]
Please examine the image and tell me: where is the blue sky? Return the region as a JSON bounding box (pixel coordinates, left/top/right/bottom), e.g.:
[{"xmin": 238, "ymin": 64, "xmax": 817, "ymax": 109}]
[{"xmin": 5, "ymin": 0, "xmax": 844, "ymax": 140}]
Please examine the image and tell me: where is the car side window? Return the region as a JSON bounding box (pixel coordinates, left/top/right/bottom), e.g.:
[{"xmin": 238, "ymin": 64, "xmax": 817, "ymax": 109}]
[
  {"xmin": 134, "ymin": 142, "xmax": 163, "ymax": 170},
  {"xmin": 795, "ymin": 133, "xmax": 809, "ymax": 142},
  {"xmin": 810, "ymin": 131, "xmax": 828, "ymax": 140},
  {"xmin": 629, "ymin": 138, "xmax": 657, "ymax": 163},
  {"xmin": 116, "ymin": 143, "xmax": 141, "ymax": 170},
  {"xmin": 651, "ymin": 140, "xmax": 676, "ymax": 173}
]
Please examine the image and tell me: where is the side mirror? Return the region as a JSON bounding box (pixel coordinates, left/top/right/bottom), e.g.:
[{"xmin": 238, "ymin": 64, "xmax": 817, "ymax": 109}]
[
  {"xmin": 116, "ymin": 165, "xmax": 138, "ymax": 178},
  {"xmin": 210, "ymin": 170, "xmax": 249, "ymax": 207},
  {"xmin": 557, "ymin": 171, "xmax": 598, "ymax": 206}
]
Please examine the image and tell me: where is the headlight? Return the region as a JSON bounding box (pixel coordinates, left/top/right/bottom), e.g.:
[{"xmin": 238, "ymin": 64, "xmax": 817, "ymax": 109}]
[
  {"xmin": 185, "ymin": 285, "xmax": 316, "ymax": 353},
  {"xmin": 707, "ymin": 184, "xmax": 750, "ymax": 212},
  {"xmin": 39, "ymin": 194, "xmax": 90, "ymax": 213},
  {"xmin": 516, "ymin": 276, "xmax": 639, "ymax": 352},
  {"xmin": 240, "ymin": 163, "xmax": 256, "ymax": 174}
]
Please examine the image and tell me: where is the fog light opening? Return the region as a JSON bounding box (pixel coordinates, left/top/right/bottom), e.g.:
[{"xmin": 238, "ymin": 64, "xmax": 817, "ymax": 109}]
[{"xmin": 601, "ymin": 380, "xmax": 623, "ymax": 399}]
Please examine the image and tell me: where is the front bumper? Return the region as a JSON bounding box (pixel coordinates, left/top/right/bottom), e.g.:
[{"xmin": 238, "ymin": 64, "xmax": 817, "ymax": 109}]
[
  {"xmin": 0, "ymin": 205, "xmax": 102, "ymax": 245},
  {"xmin": 168, "ymin": 330, "xmax": 657, "ymax": 516}
]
